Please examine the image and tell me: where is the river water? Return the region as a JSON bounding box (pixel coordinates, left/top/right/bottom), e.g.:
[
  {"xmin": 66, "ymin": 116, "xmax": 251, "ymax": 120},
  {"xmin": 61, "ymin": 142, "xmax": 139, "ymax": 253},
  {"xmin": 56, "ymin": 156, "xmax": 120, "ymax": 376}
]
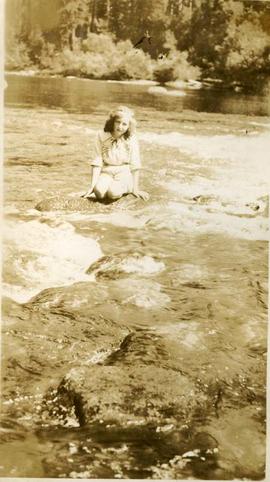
[{"xmin": 1, "ymin": 74, "xmax": 269, "ymax": 480}]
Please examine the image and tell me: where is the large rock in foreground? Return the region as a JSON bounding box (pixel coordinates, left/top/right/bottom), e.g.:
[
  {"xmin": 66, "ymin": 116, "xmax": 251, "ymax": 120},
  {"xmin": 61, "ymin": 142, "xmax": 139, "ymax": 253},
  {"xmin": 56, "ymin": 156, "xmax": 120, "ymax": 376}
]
[
  {"xmin": 53, "ymin": 365, "xmax": 207, "ymax": 427},
  {"xmin": 1, "ymin": 295, "xmax": 130, "ymax": 402}
]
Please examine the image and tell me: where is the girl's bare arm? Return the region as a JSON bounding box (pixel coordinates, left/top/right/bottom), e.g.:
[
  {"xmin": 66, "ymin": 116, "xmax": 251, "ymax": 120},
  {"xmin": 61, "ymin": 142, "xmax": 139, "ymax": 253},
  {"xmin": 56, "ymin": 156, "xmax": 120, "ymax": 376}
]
[
  {"xmin": 132, "ymin": 170, "xmax": 149, "ymax": 201},
  {"xmin": 82, "ymin": 166, "xmax": 101, "ymax": 197}
]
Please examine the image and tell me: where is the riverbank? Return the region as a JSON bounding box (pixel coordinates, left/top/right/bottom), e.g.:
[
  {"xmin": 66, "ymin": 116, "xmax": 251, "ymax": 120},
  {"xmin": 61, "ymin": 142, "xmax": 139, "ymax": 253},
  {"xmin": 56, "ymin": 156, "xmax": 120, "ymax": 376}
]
[{"xmin": 6, "ymin": 68, "xmax": 267, "ymax": 95}]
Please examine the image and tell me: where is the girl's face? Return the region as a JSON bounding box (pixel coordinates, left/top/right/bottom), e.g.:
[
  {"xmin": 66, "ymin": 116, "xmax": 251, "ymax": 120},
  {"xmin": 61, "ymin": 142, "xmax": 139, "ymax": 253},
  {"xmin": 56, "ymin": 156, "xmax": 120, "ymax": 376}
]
[{"xmin": 113, "ymin": 114, "xmax": 130, "ymax": 138}]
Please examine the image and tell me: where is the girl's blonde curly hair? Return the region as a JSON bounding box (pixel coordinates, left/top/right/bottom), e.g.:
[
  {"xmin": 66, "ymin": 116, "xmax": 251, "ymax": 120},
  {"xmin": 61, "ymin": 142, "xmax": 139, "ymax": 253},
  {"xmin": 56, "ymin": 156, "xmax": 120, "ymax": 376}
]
[{"xmin": 104, "ymin": 106, "xmax": 137, "ymax": 139}]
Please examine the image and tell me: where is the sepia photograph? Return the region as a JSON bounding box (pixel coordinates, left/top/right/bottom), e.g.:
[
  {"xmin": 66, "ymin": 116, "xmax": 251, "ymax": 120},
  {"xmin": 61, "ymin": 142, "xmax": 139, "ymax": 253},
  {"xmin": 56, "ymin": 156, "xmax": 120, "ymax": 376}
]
[{"xmin": 1, "ymin": 0, "xmax": 269, "ymax": 480}]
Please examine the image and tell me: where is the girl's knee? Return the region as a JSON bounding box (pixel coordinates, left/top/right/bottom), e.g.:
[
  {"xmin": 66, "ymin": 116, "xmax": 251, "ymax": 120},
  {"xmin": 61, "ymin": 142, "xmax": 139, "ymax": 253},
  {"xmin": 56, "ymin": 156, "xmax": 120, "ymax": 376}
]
[
  {"xmin": 94, "ymin": 175, "xmax": 111, "ymax": 199},
  {"xmin": 107, "ymin": 186, "xmax": 124, "ymax": 200},
  {"xmin": 94, "ymin": 186, "xmax": 107, "ymax": 199}
]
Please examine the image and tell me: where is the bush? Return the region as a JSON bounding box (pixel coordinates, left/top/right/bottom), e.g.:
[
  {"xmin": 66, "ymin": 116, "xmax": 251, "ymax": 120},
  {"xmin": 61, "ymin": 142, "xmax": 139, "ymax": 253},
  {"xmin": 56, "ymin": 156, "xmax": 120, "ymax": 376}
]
[
  {"xmin": 81, "ymin": 33, "xmax": 117, "ymax": 55},
  {"xmin": 153, "ymin": 50, "xmax": 201, "ymax": 83},
  {"xmin": 116, "ymin": 46, "xmax": 154, "ymax": 80},
  {"xmin": 26, "ymin": 29, "xmax": 46, "ymax": 64},
  {"xmin": 39, "ymin": 43, "xmax": 59, "ymax": 69},
  {"xmin": 221, "ymin": 16, "xmax": 270, "ymax": 91},
  {"xmin": 82, "ymin": 34, "xmax": 154, "ymax": 80},
  {"xmin": 5, "ymin": 42, "xmax": 33, "ymax": 70},
  {"xmin": 44, "ymin": 33, "xmax": 154, "ymax": 80},
  {"xmin": 51, "ymin": 49, "xmax": 110, "ymax": 78},
  {"xmin": 5, "ymin": 29, "xmax": 32, "ymax": 70},
  {"xmin": 225, "ymin": 19, "xmax": 270, "ymax": 72}
]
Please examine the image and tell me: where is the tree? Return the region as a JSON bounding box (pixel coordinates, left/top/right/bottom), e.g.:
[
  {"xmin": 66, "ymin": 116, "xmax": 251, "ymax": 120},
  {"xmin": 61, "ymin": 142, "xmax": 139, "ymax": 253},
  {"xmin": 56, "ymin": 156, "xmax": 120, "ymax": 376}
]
[
  {"xmin": 224, "ymin": 14, "xmax": 270, "ymax": 90},
  {"xmin": 59, "ymin": 0, "xmax": 93, "ymax": 49},
  {"xmin": 169, "ymin": 1, "xmax": 194, "ymax": 52},
  {"xmin": 188, "ymin": 0, "xmax": 244, "ymax": 77},
  {"xmin": 108, "ymin": 0, "xmax": 133, "ymax": 39}
]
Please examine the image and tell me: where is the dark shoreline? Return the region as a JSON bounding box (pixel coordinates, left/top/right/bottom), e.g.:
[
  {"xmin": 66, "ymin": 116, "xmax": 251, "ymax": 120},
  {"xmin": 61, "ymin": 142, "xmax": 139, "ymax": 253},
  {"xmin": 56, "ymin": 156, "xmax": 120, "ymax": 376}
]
[{"xmin": 5, "ymin": 69, "xmax": 270, "ymax": 95}]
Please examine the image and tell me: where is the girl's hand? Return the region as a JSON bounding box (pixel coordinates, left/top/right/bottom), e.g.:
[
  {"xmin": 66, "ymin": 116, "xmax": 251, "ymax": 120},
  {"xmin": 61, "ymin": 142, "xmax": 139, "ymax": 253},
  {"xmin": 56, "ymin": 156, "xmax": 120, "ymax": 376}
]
[
  {"xmin": 132, "ymin": 189, "xmax": 150, "ymax": 201},
  {"xmin": 81, "ymin": 188, "xmax": 94, "ymax": 198}
]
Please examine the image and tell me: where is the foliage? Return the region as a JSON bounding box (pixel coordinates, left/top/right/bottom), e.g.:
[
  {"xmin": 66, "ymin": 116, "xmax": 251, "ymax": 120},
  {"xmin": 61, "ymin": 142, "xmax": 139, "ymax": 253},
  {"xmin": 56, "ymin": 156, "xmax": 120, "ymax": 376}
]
[
  {"xmin": 153, "ymin": 50, "xmax": 201, "ymax": 83},
  {"xmin": 185, "ymin": 0, "xmax": 270, "ymax": 90},
  {"xmin": 4, "ymin": 0, "xmax": 270, "ymax": 91},
  {"xmin": 59, "ymin": 0, "xmax": 91, "ymax": 36},
  {"xmin": 43, "ymin": 33, "xmax": 154, "ymax": 80},
  {"xmin": 26, "ymin": 29, "xmax": 47, "ymax": 64},
  {"xmin": 153, "ymin": 31, "xmax": 200, "ymax": 83},
  {"xmin": 5, "ymin": 29, "xmax": 33, "ymax": 70},
  {"xmin": 117, "ymin": 47, "xmax": 154, "ymax": 80},
  {"xmin": 225, "ymin": 18, "xmax": 270, "ymax": 71},
  {"xmin": 224, "ymin": 17, "xmax": 270, "ymax": 90},
  {"xmin": 169, "ymin": 1, "xmax": 197, "ymax": 52},
  {"xmin": 5, "ymin": 41, "xmax": 33, "ymax": 71},
  {"xmin": 188, "ymin": 0, "xmax": 242, "ymax": 77},
  {"xmin": 108, "ymin": 0, "xmax": 170, "ymax": 57}
]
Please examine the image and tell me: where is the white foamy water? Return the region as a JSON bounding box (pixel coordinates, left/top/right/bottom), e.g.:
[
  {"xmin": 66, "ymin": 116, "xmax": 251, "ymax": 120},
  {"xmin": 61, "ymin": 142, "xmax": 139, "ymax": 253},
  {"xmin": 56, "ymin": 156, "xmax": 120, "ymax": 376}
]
[
  {"xmin": 140, "ymin": 131, "xmax": 270, "ymax": 167},
  {"xmin": 2, "ymin": 219, "xmax": 103, "ymax": 303},
  {"xmin": 163, "ymin": 177, "xmax": 268, "ymax": 208},
  {"xmin": 120, "ymin": 256, "xmax": 165, "ymax": 275},
  {"xmin": 144, "ymin": 202, "xmax": 268, "ymax": 241},
  {"xmin": 112, "ymin": 279, "xmax": 171, "ymax": 309},
  {"xmin": 141, "ymin": 131, "xmax": 270, "ymax": 198},
  {"xmin": 34, "ymin": 199, "xmax": 268, "ymax": 241},
  {"xmin": 139, "ymin": 130, "xmax": 269, "ymax": 240}
]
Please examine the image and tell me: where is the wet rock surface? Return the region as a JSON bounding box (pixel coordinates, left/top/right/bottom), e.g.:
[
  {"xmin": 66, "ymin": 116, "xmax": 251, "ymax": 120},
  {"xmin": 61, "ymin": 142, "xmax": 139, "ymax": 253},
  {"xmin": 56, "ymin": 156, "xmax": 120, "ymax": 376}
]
[
  {"xmin": 53, "ymin": 365, "xmax": 206, "ymax": 426},
  {"xmin": 1, "ymin": 250, "xmax": 267, "ymax": 479},
  {"xmin": 1, "ymin": 293, "xmax": 131, "ymax": 402},
  {"xmin": 1, "ymin": 275, "xmax": 266, "ymax": 479},
  {"xmin": 86, "ymin": 252, "xmax": 165, "ymax": 280}
]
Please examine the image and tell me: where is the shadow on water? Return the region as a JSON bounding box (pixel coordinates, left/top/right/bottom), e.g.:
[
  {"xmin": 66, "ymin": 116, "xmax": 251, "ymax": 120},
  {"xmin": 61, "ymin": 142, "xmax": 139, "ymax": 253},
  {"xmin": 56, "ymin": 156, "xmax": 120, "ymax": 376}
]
[{"xmin": 33, "ymin": 423, "xmax": 222, "ymax": 479}]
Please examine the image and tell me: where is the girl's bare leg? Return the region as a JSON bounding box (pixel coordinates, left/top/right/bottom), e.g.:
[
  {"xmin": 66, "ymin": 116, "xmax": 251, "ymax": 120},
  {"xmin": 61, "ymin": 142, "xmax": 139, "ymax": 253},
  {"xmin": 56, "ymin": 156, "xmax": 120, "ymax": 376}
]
[
  {"xmin": 94, "ymin": 174, "xmax": 112, "ymax": 200},
  {"xmin": 107, "ymin": 180, "xmax": 126, "ymax": 200}
]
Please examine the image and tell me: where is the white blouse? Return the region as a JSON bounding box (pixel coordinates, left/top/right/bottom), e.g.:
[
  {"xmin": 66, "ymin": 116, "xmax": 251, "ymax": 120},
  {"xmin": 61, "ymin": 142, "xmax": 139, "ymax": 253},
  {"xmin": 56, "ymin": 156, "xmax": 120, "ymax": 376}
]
[{"xmin": 91, "ymin": 131, "xmax": 141, "ymax": 171}]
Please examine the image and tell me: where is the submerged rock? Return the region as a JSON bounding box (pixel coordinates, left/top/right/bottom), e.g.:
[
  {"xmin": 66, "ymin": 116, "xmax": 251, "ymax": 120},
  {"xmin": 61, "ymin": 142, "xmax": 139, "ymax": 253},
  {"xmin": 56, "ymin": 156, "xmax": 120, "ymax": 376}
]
[
  {"xmin": 148, "ymin": 86, "xmax": 167, "ymax": 95},
  {"xmin": 192, "ymin": 194, "xmax": 213, "ymax": 204},
  {"xmin": 86, "ymin": 253, "xmax": 165, "ymax": 280},
  {"xmin": 246, "ymin": 195, "xmax": 269, "ymax": 216},
  {"xmin": 35, "ymin": 194, "xmax": 142, "ymax": 212},
  {"xmin": 35, "ymin": 196, "xmax": 105, "ymax": 212}
]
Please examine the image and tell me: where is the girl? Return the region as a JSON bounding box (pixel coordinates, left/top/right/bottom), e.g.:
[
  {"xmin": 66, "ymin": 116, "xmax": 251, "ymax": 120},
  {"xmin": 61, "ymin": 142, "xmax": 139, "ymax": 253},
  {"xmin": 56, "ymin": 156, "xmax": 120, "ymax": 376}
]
[{"xmin": 82, "ymin": 106, "xmax": 149, "ymax": 201}]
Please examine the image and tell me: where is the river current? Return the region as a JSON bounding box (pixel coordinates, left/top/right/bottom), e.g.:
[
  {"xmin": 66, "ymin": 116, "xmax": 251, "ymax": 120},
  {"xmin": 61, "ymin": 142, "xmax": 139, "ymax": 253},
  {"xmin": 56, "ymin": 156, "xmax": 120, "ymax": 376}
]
[{"xmin": 1, "ymin": 74, "xmax": 269, "ymax": 479}]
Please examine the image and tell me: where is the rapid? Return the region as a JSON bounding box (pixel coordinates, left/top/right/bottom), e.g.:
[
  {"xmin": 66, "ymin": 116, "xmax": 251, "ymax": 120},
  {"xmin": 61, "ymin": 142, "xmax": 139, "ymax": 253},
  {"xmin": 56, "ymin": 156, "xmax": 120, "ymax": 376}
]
[{"xmin": 1, "ymin": 74, "xmax": 269, "ymax": 479}]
